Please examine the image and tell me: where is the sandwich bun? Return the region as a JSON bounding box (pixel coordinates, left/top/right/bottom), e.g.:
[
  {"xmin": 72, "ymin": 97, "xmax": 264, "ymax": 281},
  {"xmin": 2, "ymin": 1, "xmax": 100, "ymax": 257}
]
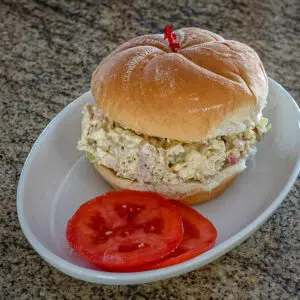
[{"xmin": 91, "ymin": 27, "xmax": 268, "ymax": 142}]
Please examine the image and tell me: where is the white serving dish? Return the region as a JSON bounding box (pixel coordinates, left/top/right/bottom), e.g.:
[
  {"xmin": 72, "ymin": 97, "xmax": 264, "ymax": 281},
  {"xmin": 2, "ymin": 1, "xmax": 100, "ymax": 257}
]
[{"xmin": 17, "ymin": 78, "xmax": 300, "ymax": 285}]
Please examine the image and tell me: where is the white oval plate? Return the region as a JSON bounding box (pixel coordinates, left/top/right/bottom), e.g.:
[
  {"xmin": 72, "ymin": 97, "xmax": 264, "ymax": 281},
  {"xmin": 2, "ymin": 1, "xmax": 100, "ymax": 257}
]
[{"xmin": 17, "ymin": 78, "xmax": 300, "ymax": 285}]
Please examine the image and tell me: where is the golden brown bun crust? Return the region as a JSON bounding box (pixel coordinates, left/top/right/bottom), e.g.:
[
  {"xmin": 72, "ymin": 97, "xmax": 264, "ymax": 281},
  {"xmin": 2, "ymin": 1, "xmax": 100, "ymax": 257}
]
[
  {"xmin": 179, "ymin": 175, "xmax": 237, "ymax": 205},
  {"xmin": 93, "ymin": 163, "xmax": 239, "ymax": 205},
  {"xmin": 91, "ymin": 27, "xmax": 268, "ymax": 142}
]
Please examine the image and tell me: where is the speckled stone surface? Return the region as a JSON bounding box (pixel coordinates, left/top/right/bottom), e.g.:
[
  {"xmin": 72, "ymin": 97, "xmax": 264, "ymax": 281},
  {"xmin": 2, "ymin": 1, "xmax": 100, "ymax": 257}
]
[{"xmin": 1, "ymin": 0, "xmax": 299, "ymax": 299}]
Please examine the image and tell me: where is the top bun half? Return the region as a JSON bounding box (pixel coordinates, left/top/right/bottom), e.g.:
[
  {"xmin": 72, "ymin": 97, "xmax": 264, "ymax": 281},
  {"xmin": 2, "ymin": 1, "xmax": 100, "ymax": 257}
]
[{"xmin": 91, "ymin": 28, "xmax": 268, "ymax": 142}]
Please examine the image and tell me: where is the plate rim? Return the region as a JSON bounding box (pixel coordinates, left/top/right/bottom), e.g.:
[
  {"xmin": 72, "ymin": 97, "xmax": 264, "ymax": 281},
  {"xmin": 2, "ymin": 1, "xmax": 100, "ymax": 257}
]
[{"xmin": 17, "ymin": 78, "xmax": 300, "ymax": 285}]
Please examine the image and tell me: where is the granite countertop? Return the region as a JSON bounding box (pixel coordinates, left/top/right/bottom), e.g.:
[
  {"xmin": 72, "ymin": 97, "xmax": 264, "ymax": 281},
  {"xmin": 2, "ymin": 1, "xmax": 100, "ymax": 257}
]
[{"xmin": 1, "ymin": 0, "xmax": 299, "ymax": 299}]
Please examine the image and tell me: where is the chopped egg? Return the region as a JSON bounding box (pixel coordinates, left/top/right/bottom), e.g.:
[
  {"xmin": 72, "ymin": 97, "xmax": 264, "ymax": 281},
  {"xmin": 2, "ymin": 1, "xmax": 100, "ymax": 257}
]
[{"xmin": 77, "ymin": 105, "xmax": 270, "ymax": 185}]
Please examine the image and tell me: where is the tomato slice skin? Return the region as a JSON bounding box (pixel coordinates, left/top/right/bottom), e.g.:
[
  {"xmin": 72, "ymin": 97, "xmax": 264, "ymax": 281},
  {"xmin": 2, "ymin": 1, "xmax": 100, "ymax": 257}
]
[
  {"xmin": 66, "ymin": 191, "xmax": 183, "ymax": 271},
  {"xmin": 126, "ymin": 200, "xmax": 217, "ymax": 271}
]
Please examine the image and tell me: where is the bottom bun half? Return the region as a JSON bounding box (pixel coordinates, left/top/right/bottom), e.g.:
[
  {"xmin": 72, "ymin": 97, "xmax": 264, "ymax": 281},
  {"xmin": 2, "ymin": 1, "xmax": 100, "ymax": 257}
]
[{"xmin": 92, "ymin": 160, "xmax": 246, "ymax": 205}]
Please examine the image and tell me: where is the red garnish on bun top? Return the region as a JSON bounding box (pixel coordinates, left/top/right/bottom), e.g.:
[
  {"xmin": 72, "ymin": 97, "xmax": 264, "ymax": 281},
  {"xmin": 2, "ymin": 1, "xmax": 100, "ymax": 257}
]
[{"xmin": 164, "ymin": 25, "xmax": 180, "ymax": 52}]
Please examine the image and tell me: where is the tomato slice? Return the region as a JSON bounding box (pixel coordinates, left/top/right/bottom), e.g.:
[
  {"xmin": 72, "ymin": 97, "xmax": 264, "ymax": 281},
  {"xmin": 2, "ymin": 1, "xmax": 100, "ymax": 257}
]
[
  {"xmin": 66, "ymin": 191, "xmax": 183, "ymax": 271},
  {"xmin": 133, "ymin": 201, "xmax": 217, "ymax": 271}
]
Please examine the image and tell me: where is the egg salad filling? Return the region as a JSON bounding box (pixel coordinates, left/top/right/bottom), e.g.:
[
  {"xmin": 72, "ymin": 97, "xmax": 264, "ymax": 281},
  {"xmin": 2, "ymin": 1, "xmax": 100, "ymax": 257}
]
[{"xmin": 77, "ymin": 105, "xmax": 270, "ymax": 185}]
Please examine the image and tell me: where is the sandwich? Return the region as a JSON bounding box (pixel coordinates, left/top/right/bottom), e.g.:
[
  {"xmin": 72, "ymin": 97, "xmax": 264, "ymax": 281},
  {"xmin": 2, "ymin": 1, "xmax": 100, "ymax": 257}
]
[{"xmin": 77, "ymin": 27, "xmax": 270, "ymax": 205}]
